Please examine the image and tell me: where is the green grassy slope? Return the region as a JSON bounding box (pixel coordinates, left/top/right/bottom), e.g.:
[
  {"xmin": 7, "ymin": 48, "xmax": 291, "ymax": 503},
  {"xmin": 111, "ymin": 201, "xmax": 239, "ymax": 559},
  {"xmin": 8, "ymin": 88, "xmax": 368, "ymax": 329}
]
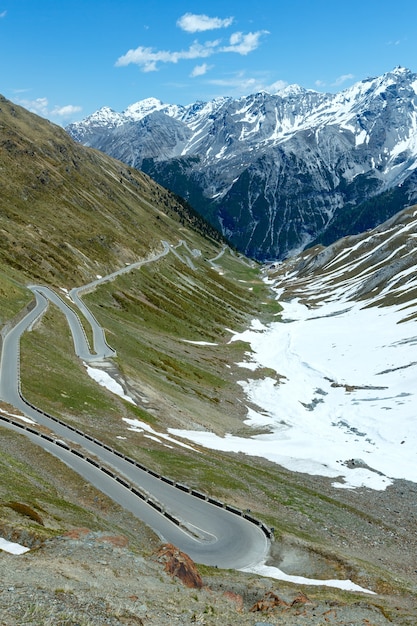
[{"xmin": 0, "ymin": 95, "xmax": 224, "ymax": 289}]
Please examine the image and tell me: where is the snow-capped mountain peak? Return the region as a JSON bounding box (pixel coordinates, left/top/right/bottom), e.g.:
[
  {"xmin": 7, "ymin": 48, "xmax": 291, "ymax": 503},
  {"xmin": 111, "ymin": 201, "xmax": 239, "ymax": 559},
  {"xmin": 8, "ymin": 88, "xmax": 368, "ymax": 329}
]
[
  {"xmin": 123, "ymin": 97, "xmax": 166, "ymax": 120},
  {"xmin": 275, "ymin": 83, "xmax": 312, "ymax": 98},
  {"xmin": 67, "ymin": 67, "xmax": 417, "ymax": 261}
]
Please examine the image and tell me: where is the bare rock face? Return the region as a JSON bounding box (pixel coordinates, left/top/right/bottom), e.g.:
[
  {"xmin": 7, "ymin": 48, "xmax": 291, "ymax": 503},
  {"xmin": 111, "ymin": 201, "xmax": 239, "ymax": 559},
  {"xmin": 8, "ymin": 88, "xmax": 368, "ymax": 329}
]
[
  {"xmin": 222, "ymin": 590, "xmax": 244, "ymax": 612},
  {"xmin": 290, "ymin": 591, "xmax": 314, "ymax": 607},
  {"xmin": 154, "ymin": 543, "xmax": 203, "ymax": 589},
  {"xmin": 250, "ymin": 590, "xmax": 289, "ymax": 612},
  {"xmin": 250, "ymin": 590, "xmax": 315, "ymax": 617}
]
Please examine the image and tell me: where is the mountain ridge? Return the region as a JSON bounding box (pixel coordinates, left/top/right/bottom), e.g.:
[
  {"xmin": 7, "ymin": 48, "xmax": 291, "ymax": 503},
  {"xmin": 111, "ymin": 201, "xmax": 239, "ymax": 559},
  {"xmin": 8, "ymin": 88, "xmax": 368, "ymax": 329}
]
[
  {"xmin": 0, "ymin": 94, "xmax": 226, "ymax": 287},
  {"xmin": 67, "ymin": 66, "xmax": 417, "ymax": 260}
]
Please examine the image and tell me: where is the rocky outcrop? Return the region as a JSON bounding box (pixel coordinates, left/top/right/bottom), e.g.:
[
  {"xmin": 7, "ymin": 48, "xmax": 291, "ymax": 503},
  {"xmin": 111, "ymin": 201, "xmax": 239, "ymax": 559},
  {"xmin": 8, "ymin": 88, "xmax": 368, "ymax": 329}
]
[
  {"xmin": 250, "ymin": 590, "xmax": 289, "ymax": 612},
  {"xmin": 154, "ymin": 543, "xmax": 203, "ymax": 588}
]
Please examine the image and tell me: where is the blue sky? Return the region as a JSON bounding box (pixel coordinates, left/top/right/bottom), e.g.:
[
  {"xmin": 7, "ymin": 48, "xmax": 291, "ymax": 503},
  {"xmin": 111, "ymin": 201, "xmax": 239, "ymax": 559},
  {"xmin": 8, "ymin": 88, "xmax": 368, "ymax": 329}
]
[{"xmin": 1, "ymin": 0, "xmax": 417, "ymax": 125}]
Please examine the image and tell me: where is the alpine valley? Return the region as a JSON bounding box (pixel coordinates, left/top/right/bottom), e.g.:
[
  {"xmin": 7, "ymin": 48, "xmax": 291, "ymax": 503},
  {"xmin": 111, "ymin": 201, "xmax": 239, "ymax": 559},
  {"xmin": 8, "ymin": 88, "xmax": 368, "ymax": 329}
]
[
  {"xmin": 67, "ymin": 66, "xmax": 417, "ymax": 261},
  {"xmin": 1, "ymin": 84, "xmax": 417, "ymax": 624}
]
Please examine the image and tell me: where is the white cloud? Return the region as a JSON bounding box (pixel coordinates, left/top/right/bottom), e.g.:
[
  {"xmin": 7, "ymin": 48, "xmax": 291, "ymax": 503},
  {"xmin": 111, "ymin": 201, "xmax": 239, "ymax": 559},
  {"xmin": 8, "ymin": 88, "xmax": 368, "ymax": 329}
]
[
  {"xmin": 17, "ymin": 97, "xmax": 49, "ymax": 116},
  {"xmin": 221, "ymin": 30, "xmax": 269, "ymax": 55},
  {"xmin": 268, "ymin": 79, "xmax": 288, "ymax": 92},
  {"xmin": 115, "ymin": 40, "xmax": 220, "ymax": 72},
  {"xmin": 207, "ymin": 71, "xmax": 287, "ymax": 96},
  {"xmin": 52, "ymin": 104, "xmax": 82, "ymax": 117},
  {"xmin": 0, "ymin": 10, "xmax": 7, "ymax": 18},
  {"xmin": 190, "ymin": 63, "xmax": 212, "ymax": 77},
  {"xmin": 315, "ymin": 79, "xmax": 326, "ymax": 88},
  {"xmin": 177, "ymin": 12, "xmax": 233, "ymax": 33},
  {"xmin": 332, "ymin": 73, "xmax": 354, "ymax": 87},
  {"xmin": 116, "ymin": 29, "xmax": 267, "ymax": 72},
  {"xmin": 15, "ymin": 96, "xmax": 81, "ymax": 120}
]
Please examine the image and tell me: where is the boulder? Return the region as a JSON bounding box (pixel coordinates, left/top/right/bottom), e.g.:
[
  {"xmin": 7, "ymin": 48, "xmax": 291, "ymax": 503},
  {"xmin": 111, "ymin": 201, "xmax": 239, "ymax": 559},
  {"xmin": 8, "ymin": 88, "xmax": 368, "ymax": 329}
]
[{"xmin": 154, "ymin": 543, "xmax": 203, "ymax": 589}]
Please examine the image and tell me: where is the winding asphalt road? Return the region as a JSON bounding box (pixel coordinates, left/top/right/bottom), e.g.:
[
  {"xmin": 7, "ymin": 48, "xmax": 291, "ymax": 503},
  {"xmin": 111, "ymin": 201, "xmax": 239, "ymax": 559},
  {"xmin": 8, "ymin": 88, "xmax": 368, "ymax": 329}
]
[{"xmin": 0, "ymin": 243, "xmax": 269, "ymax": 570}]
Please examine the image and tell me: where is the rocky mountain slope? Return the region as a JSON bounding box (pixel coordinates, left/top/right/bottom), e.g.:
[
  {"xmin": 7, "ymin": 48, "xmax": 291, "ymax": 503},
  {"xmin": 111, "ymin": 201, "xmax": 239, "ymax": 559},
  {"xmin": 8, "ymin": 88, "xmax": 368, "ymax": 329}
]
[
  {"xmin": 67, "ymin": 67, "xmax": 417, "ymax": 261},
  {"xmin": 268, "ymin": 203, "xmax": 417, "ymax": 315},
  {"xmin": 0, "ymin": 528, "xmax": 404, "ymax": 625}
]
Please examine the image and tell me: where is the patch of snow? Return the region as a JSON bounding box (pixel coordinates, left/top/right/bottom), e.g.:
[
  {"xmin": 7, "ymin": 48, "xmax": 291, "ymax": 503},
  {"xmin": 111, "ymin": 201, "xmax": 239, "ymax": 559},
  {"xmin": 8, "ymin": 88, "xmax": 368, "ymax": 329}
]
[
  {"xmin": 123, "ymin": 418, "xmax": 197, "ymax": 451},
  {"xmin": 249, "ymin": 319, "xmax": 268, "ymax": 331},
  {"xmin": 236, "ymin": 361, "xmax": 259, "ymax": 371},
  {"xmin": 355, "ymin": 129, "xmax": 368, "ymax": 146},
  {"xmin": 276, "ymin": 84, "xmax": 310, "ymax": 98},
  {"xmin": 0, "ymin": 410, "xmax": 36, "ymax": 424},
  {"xmin": 181, "ymin": 340, "xmax": 218, "ymax": 346},
  {"xmin": 241, "ymin": 561, "xmax": 375, "ymax": 594},
  {"xmin": 123, "ymin": 97, "xmax": 165, "ymax": 121},
  {"xmin": 215, "ymin": 146, "xmax": 227, "ymax": 159},
  {"xmin": 169, "ymin": 291, "xmax": 417, "ymax": 491},
  {"xmin": 144, "ymin": 434, "xmax": 162, "ymax": 443},
  {"xmin": 84, "ymin": 365, "xmax": 136, "ymax": 404},
  {"xmin": 0, "ymin": 538, "xmax": 30, "ymax": 555}
]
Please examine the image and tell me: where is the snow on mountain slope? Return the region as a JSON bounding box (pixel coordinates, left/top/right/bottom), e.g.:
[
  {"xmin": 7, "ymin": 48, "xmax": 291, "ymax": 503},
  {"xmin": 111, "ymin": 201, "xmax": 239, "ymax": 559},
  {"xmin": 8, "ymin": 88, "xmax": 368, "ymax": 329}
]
[
  {"xmin": 68, "ymin": 67, "xmax": 417, "ymax": 164},
  {"xmin": 170, "ymin": 206, "xmax": 417, "ymax": 490},
  {"xmin": 67, "ymin": 67, "xmax": 417, "ymax": 260}
]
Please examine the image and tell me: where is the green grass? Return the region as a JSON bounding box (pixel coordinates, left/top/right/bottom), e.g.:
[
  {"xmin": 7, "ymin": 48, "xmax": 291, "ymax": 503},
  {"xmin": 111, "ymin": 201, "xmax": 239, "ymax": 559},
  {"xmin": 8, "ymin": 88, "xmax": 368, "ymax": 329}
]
[
  {"xmin": 0, "ymin": 271, "xmax": 32, "ymax": 323},
  {"xmin": 20, "ymin": 307, "xmax": 118, "ymax": 419},
  {"xmin": 0, "ymin": 426, "xmax": 160, "ymax": 551},
  {"xmin": 0, "ymin": 95, "xmax": 228, "ymax": 287}
]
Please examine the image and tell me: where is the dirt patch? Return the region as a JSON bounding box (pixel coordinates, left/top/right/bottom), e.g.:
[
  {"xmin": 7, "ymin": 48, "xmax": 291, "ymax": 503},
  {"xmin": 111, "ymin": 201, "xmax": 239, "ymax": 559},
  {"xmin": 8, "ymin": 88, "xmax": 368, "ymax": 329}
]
[
  {"xmin": 98, "ymin": 534, "xmax": 129, "ymax": 548},
  {"xmin": 1, "ymin": 530, "xmax": 406, "ymax": 625}
]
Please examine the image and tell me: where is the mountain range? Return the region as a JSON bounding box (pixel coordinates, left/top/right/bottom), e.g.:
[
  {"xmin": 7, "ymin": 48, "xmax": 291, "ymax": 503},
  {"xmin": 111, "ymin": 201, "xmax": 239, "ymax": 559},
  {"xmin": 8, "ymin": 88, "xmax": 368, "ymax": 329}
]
[{"xmin": 67, "ymin": 66, "xmax": 417, "ymax": 261}]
